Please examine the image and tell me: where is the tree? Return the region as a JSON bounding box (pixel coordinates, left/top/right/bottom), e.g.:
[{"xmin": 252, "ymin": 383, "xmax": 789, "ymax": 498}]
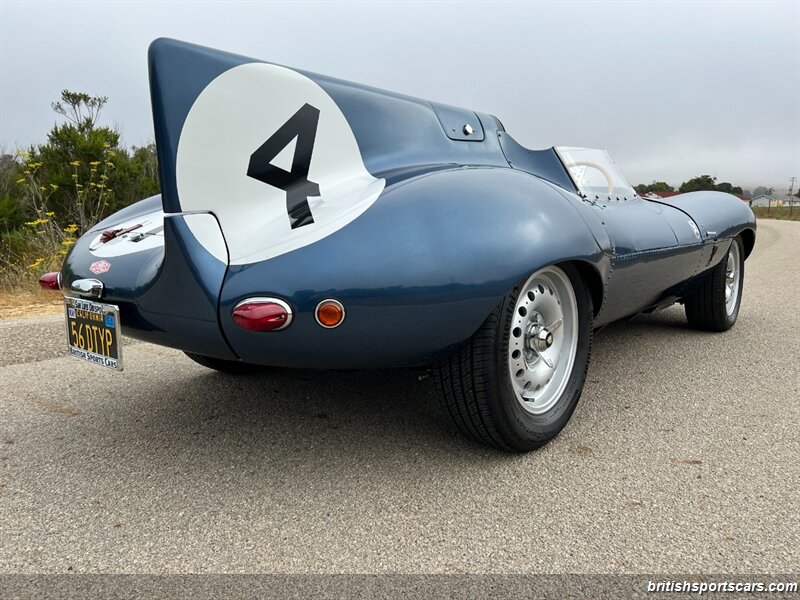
[
  {"xmin": 715, "ymin": 182, "xmax": 744, "ymax": 195},
  {"xmin": 649, "ymin": 181, "xmax": 673, "ymax": 192},
  {"xmin": 679, "ymin": 175, "xmax": 717, "ymax": 193},
  {"xmin": 1, "ymin": 91, "xmax": 160, "ymax": 291},
  {"xmin": 51, "ymin": 90, "xmax": 108, "ymax": 132},
  {"xmin": 634, "ymin": 181, "xmax": 674, "ymax": 194},
  {"xmin": 752, "ymin": 186, "xmax": 774, "ymax": 197},
  {"xmin": 29, "ymin": 122, "xmax": 119, "ymax": 231},
  {"xmin": 20, "ymin": 90, "xmax": 159, "ymax": 232}
]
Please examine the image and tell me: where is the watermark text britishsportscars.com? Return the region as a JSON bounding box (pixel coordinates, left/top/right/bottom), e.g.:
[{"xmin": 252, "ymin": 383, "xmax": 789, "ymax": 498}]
[{"xmin": 647, "ymin": 579, "xmax": 798, "ymax": 594}]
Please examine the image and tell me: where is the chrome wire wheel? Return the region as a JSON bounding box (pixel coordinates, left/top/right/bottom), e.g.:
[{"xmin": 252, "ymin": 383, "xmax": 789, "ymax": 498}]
[
  {"xmin": 507, "ymin": 266, "xmax": 579, "ymax": 415},
  {"xmin": 724, "ymin": 241, "xmax": 741, "ymax": 316}
]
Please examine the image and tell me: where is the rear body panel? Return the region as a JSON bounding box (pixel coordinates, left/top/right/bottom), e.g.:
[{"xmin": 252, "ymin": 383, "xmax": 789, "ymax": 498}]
[{"xmin": 62, "ymin": 206, "xmax": 236, "ymax": 359}]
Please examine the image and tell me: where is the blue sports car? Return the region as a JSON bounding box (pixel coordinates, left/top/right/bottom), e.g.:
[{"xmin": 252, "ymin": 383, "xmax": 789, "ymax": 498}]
[{"xmin": 44, "ymin": 39, "xmax": 756, "ymax": 451}]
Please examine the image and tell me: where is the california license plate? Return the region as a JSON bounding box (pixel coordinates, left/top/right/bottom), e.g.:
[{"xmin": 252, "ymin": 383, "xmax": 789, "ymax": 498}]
[{"xmin": 64, "ymin": 296, "xmax": 123, "ymax": 371}]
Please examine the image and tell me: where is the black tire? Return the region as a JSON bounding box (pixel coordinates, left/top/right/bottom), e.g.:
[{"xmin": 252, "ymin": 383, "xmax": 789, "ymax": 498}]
[
  {"xmin": 184, "ymin": 352, "xmax": 265, "ymax": 375},
  {"xmin": 434, "ymin": 263, "xmax": 593, "ymax": 452},
  {"xmin": 685, "ymin": 236, "xmax": 744, "ymax": 332}
]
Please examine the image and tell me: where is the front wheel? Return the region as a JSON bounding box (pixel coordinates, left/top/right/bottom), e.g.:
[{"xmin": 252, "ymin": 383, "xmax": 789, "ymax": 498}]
[
  {"xmin": 434, "ymin": 263, "xmax": 593, "ymax": 452},
  {"xmin": 684, "ymin": 236, "xmax": 744, "ymax": 332}
]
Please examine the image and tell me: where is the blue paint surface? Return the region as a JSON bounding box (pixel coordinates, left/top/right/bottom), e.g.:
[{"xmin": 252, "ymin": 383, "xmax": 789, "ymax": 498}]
[{"xmin": 62, "ymin": 39, "xmax": 757, "ymax": 367}]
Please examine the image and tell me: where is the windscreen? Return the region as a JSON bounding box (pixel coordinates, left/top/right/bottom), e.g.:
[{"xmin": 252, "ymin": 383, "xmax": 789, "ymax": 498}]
[{"xmin": 555, "ymin": 147, "xmax": 636, "ymax": 201}]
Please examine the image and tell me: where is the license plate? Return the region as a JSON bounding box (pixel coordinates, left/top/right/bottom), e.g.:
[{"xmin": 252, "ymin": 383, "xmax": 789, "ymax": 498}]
[{"xmin": 64, "ymin": 296, "xmax": 123, "ymax": 371}]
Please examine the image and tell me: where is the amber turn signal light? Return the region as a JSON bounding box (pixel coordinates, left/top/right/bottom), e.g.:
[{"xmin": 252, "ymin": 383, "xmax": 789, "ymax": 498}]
[{"xmin": 315, "ymin": 299, "xmax": 345, "ymax": 328}]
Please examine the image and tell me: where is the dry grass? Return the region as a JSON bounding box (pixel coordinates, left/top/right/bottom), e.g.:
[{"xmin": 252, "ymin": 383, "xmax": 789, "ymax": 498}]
[
  {"xmin": 753, "ymin": 206, "xmax": 800, "ymax": 221},
  {"xmin": 0, "ymin": 288, "xmax": 63, "ymax": 319}
]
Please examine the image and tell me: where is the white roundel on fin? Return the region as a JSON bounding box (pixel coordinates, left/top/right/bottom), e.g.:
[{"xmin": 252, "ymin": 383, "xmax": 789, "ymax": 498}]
[{"xmin": 176, "ymin": 62, "xmax": 385, "ymax": 265}]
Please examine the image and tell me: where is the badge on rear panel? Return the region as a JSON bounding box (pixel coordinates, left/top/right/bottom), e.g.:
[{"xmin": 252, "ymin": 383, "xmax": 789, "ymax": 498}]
[
  {"xmin": 176, "ymin": 62, "xmax": 385, "ymax": 265},
  {"xmin": 89, "ymin": 260, "xmax": 111, "ymax": 274}
]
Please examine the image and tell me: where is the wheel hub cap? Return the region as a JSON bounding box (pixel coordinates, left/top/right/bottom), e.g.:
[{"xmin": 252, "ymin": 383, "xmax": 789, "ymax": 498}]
[{"xmin": 537, "ymin": 329, "xmax": 554, "ymax": 351}]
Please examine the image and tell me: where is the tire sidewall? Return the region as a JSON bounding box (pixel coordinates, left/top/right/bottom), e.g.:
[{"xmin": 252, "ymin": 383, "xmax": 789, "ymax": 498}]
[{"xmin": 723, "ymin": 237, "xmax": 745, "ymax": 327}]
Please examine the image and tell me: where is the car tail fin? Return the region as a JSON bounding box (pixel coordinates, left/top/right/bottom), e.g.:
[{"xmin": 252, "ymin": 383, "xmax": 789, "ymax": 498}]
[
  {"xmin": 149, "ymin": 38, "xmax": 250, "ymax": 214},
  {"xmin": 147, "ymin": 38, "xmax": 385, "ymax": 266}
]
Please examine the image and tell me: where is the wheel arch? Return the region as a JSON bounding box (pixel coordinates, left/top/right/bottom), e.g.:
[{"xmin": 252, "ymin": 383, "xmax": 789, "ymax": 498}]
[
  {"xmin": 566, "ymin": 260, "xmax": 605, "ymax": 317},
  {"xmin": 739, "ymin": 227, "xmax": 755, "ymax": 259}
]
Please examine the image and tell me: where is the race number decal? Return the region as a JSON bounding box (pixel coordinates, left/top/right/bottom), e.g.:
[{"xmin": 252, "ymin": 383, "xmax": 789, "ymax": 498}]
[
  {"xmin": 175, "ymin": 63, "xmax": 385, "ymax": 265},
  {"xmin": 247, "ymin": 103, "xmax": 320, "ymax": 229}
]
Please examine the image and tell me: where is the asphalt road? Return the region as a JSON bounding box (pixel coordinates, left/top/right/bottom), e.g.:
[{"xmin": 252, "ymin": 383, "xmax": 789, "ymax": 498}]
[{"xmin": 0, "ymin": 220, "xmax": 797, "ymax": 575}]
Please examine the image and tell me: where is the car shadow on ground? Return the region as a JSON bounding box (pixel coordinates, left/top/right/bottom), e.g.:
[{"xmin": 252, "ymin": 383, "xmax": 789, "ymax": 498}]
[{"xmin": 43, "ymin": 306, "xmax": 704, "ymax": 470}]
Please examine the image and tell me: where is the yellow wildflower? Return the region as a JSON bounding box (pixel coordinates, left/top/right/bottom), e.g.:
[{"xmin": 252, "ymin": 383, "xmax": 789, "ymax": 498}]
[
  {"xmin": 16, "ymin": 178, "xmax": 25, "ymax": 184},
  {"xmin": 49, "ymin": 183, "xmax": 58, "ymax": 189},
  {"xmin": 45, "ymin": 211, "xmax": 55, "ymax": 217},
  {"xmin": 105, "ymin": 162, "xmax": 114, "ymax": 168},
  {"xmin": 70, "ymin": 160, "xmax": 81, "ymax": 167},
  {"xmin": 89, "ymin": 161, "xmax": 101, "ymax": 167}
]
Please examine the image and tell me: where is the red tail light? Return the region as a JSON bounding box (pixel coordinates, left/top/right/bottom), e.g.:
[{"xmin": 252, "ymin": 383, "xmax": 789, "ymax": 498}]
[
  {"xmin": 39, "ymin": 272, "xmax": 61, "ymax": 291},
  {"xmin": 232, "ymin": 298, "xmax": 293, "ymax": 332}
]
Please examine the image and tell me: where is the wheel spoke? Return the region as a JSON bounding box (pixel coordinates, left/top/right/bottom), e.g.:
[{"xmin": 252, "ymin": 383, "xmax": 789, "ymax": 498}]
[
  {"xmin": 546, "ymin": 317, "xmax": 563, "ymax": 333},
  {"xmin": 536, "ymin": 349, "xmax": 554, "ymax": 369}
]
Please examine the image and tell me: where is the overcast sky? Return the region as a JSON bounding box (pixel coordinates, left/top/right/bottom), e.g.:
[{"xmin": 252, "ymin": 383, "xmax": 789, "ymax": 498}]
[{"xmin": 1, "ymin": 0, "xmax": 798, "ymax": 192}]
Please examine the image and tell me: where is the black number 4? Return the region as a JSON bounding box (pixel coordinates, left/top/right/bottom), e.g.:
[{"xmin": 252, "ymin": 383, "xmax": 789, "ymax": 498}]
[{"xmin": 247, "ymin": 103, "xmax": 320, "ymax": 229}]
